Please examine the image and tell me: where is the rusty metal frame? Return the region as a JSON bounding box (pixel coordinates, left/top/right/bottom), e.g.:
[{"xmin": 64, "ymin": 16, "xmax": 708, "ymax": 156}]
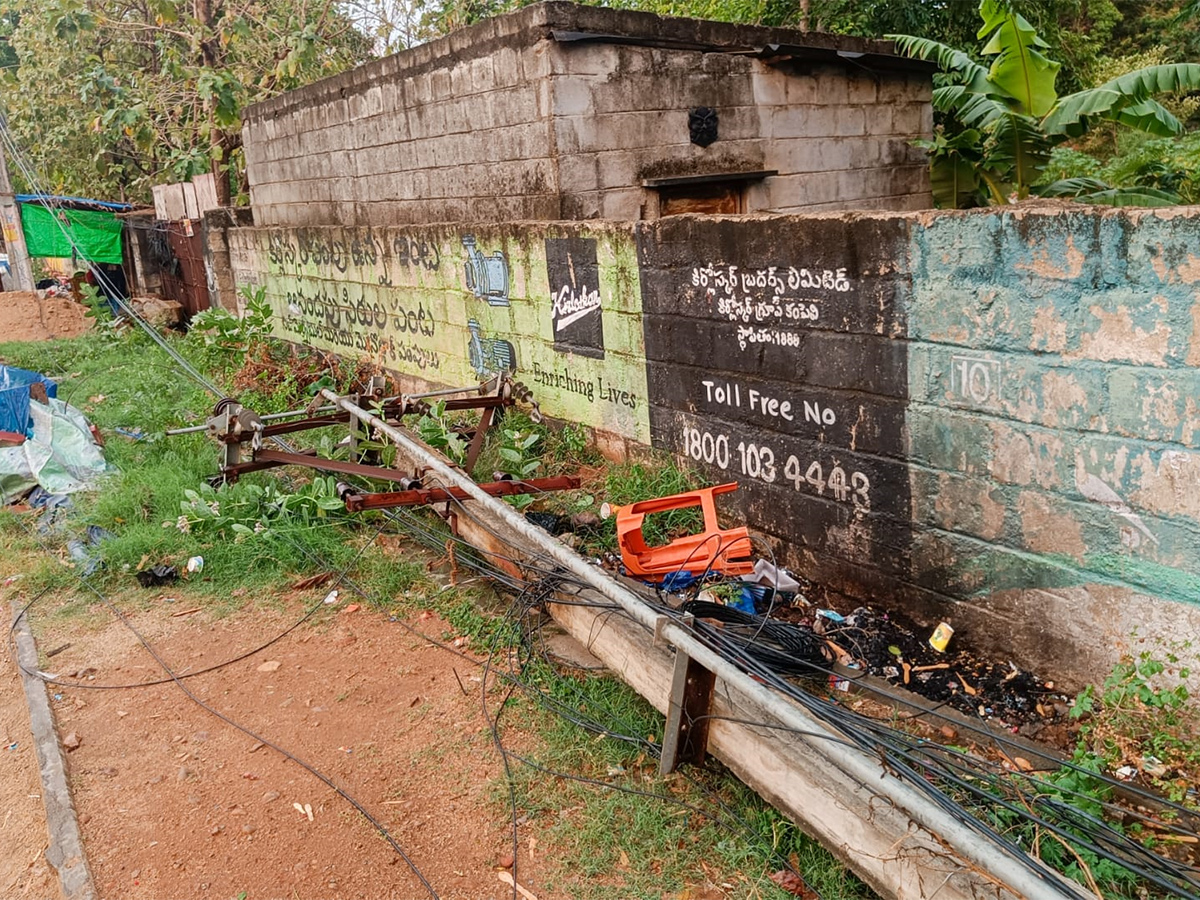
[{"xmin": 204, "ymin": 378, "xmax": 577, "ymax": 516}]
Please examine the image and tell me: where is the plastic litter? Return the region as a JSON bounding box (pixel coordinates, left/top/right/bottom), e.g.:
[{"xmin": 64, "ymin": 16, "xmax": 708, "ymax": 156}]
[
  {"xmin": 724, "ymin": 588, "xmax": 753, "ymax": 619},
  {"xmin": 739, "ymin": 559, "xmax": 801, "ymax": 592},
  {"xmin": 656, "ymin": 570, "xmax": 698, "ymax": 593},
  {"xmin": 65, "ymin": 525, "xmax": 114, "ymax": 576},
  {"xmin": 737, "ymin": 560, "xmax": 803, "ymax": 613},
  {"xmin": 612, "ymin": 482, "xmax": 754, "ymax": 582},
  {"xmin": 929, "ymin": 621, "xmax": 955, "ymax": 652},
  {"xmin": 0, "ymin": 397, "xmax": 108, "ymax": 499},
  {"xmin": 322, "ymin": 589, "xmax": 340, "ymax": 605},
  {"xmin": 136, "ymin": 565, "xmax": 179, "ymax": 587},
  {"xmin": 0, "ymin": 366, "xmax": 57, "ymax": 437},
  {"xmin": 27, "ymin": 488, "xmax": 73, "ymax": 533},
  {"xmin": 185, "ymin": 556, "xmax": 204, "ymax": 574}
]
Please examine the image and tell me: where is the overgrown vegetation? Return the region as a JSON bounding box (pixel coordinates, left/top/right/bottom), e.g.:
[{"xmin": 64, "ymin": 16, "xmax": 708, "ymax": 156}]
[
  {"xmin": 0, "ymin": 0, "xmax": 373, "ymax": 202},
  {"xmin": 889, "ymin": 0, "xmax": 1200, "ymax": 207},
  {"xmin": 1072, "ymin": 647, "xmax": 1199, "ymax": 805},
  {"xmin": 0, "ymin": 328, "xmax": 366, "ymax": 608},
  {"xmin": 0, "ymin": 316, "xmax": 869, "ymax": 900}
]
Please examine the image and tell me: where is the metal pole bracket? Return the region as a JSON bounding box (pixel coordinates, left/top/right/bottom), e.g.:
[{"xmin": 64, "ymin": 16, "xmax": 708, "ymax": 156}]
[{"xmin": 659, "ymin": 614, "xmax": 716, "ymax": 775}]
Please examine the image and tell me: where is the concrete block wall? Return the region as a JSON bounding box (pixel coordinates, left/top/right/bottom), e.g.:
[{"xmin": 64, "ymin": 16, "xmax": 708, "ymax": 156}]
[
  {"xmin": 550, "ymin": 43, "xmax": 771, "ymax": 220},
  {"xmin": 754, "ymin": 68, "xmax": 932, "ymax": 213},
  {"xmin": 226, "ymin": 222, "xmax": 651, "ymax": 445},
  {"xmin": 903, "ymin": 207, "xmax": 1200, "ymax": 681},
  {"xmin": 223, "ymin": 202, "xmax": 1200, "ymax": 690},
  {"xmin": 242, "ymin": 6, "xmax": 562, "ymax": 228},
  {"xmin": 201, "ymin": 208, "xmax": 254, "ymax": 312},
  {"xmin": 635, "ymin": 213, "xmax": 916, "ymax": 612},
  {"xmin": 241, "ymin": 2, "xmax": 933, "ymax": 228}
]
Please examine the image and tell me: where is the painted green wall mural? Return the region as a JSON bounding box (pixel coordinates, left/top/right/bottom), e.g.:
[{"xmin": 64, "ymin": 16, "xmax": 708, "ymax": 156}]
[{"xmin": 229, "ymin": 223, "xmax": 651, "ymax": 445}]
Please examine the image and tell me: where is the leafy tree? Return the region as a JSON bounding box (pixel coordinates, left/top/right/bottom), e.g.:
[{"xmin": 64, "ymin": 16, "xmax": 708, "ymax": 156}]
[
  {"xmin": 889, "ymin": 0, "xmax": 1200, "ymax": 207},
  {"xmin": 1110, "ymin": 0, "xmax": 1200, "ymax": 65},
  {"xmin": 342, "ymin": 0, "xmax": 428, "ymax": 53},
  {"xmin": 811, "ymin": 0, "xmax": 1119, "ymax": 92},
  {"xmin": 0, "ymin": 0, "xmax": 373, "ymax": 204}
]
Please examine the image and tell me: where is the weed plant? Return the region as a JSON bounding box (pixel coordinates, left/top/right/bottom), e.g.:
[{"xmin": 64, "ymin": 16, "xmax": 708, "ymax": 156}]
[
  {"xmin": 0, "ymin": 324, "xmax": 372, "ymax": 608},
  {"xmin": 1072, "ymin": 647, "xmax": 1199, "ymax": 806},
  {"xmin": 587, "ymin": 457, "xmax": 705, "ymax": 555}
]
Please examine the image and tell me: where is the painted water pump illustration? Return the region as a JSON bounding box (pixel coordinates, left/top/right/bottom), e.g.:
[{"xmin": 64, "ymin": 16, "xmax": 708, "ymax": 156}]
[
  {"xmin": 467, "ymin": 319, "xmax": 517, "ymax": 378},
  {"xmin": 462, "ymin": 235, "xmax": 510, "ymax": 306}
]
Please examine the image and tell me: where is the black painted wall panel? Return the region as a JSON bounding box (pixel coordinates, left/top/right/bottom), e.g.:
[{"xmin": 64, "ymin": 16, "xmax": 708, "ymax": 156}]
[{"xmin": 636, "ymin": 216, "xmax": 913, "ymax": 598}]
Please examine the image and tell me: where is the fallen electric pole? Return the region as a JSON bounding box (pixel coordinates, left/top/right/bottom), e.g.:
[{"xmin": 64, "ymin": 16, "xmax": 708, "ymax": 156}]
[{"xmin": 321, "ymin": 389, "xmax": 1092, "ymax": 900}]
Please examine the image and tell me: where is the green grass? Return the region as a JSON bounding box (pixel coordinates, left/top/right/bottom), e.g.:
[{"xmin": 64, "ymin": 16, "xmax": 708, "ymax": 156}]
[
  {"xmin": 584, "ymin": 456, "xmax": 706, "ymax": 555},
  {"xmin": 0, "ymin": 328, "xmax": 382, "ymax": 612},
  {"xmin": 0, "ymin": 325, "xmax": 866, "ymax": 899},
  {"xmin": 490, "ymin": 653, "xmax": 875, "ymax": 900}
]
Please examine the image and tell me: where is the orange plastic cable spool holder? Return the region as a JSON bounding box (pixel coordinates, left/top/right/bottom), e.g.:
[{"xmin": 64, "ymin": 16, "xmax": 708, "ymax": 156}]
[{"xmin": 613, "ymin": 482, "xmax": 754, "ymax": 581}]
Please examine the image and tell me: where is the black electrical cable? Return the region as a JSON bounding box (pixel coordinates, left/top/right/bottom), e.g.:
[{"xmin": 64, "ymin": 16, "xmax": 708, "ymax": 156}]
[
  {"xmin": 9, "ymin": 521, "xmax": 443, "ymax": 900},
  {"xmin": 477, "ymin": 577, "xmax": 827, "ymax": 900},
  {"xmin": 3, "ymin": 479, "xmax": 405, "ymax": 692},
  {"xmin": 684, "ymin": 616, "xmax": 1200, "ymax": 897},
  {"xmin": 10, "ymin": 110, "xmax": 1193, "ymax": 896},
  {"xmin": 677, "ymin": 598, "xmax": 1200, "ymax": 828},
  {"xmin": 364, "ymin": 453, "xmax": 1200, "ymax": 898},
  {"xmin": 417, "ymin": 460, "xmax": 1200, "ymax": 896}
]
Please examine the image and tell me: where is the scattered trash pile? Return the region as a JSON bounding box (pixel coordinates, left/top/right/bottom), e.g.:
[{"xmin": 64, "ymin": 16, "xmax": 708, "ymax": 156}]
[
  {"xmin": 0, "ymin": 365, "xmax": 109, "ymax": 500},
  {"xmin": 812, "ymin": 606, "xmax": 1066, "ymax": 730},
  {"xmin": 596, "ymin": 480, "xmax": 1071, "ymax": 737}
]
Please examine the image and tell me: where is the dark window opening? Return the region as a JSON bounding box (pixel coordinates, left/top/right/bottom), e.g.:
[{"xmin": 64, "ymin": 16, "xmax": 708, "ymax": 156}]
[{"xmin": 658, "ymin": 182, "xmax": 743, "ymax": 216}]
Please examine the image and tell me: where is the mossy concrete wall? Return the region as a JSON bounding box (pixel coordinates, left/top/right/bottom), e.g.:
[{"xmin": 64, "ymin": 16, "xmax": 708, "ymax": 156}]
[
  {"xmin": 227, "ymin": 205, "xmax": 1200, "ymax": 688},
  {"xmin": 904, "ymin": 207, "xmax": 1200, "ymax": 683}
]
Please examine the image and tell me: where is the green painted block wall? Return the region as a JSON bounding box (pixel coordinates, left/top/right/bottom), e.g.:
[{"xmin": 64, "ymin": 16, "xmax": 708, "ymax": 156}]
[
  {"xmin": 908, "ymin": 209, "xmax": 1200, "ymax": 609},
  {"xmin": 227, "ymin": 206, "xmax": 1200, "ymax": 686}
]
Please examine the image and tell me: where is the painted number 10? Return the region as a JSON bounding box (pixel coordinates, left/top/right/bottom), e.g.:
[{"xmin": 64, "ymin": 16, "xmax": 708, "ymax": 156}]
[{"xmin": 952, "ymin": 355, "xmax": 999, "ymax": 405}]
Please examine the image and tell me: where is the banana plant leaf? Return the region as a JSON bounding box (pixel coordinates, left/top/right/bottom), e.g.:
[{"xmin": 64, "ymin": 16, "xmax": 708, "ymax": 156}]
[
  {"xmin": 977, "ymin": 0, "xmax": 1060, "ymax": 116},
  {"xmin": 1043, "ymin": 64, "xmax": 1200, "ymax": 136}
]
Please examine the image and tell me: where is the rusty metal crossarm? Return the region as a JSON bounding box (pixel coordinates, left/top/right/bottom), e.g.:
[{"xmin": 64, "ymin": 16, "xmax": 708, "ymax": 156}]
[
  {"xmin": 341, "ymin": 475, "xmax": 582, "ymax": 511},
  {"xmin": 317, "ymin": 387, "xmax": 1093, "ymax": 900},
  {"xmin": 259, "ymin": 413, "xmax": 352, "ymax": 437}
]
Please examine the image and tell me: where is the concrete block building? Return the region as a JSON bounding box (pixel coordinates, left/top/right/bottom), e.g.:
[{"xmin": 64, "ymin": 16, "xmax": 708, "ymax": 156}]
[{"xmin": 241, "ymin": 2, "xmax": 934, "ymax": 227}]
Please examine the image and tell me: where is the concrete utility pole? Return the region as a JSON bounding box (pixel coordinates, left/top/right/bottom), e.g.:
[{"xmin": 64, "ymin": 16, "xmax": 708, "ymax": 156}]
[{"xmin": 0, "ymin": 131, "xmax": 36, "ymax": 293}]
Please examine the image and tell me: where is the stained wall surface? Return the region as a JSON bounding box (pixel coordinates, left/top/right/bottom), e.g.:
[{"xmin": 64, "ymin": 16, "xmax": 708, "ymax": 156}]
[{"xmin": 227, "ymin": 205, "xmax": 1200, "ymax": 687}]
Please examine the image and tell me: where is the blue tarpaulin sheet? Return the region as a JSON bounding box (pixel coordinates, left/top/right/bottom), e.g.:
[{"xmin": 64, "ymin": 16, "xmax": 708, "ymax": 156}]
[{"xmin": 0, "ymin": 366, "xmax": 57, "ymax": 437}]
